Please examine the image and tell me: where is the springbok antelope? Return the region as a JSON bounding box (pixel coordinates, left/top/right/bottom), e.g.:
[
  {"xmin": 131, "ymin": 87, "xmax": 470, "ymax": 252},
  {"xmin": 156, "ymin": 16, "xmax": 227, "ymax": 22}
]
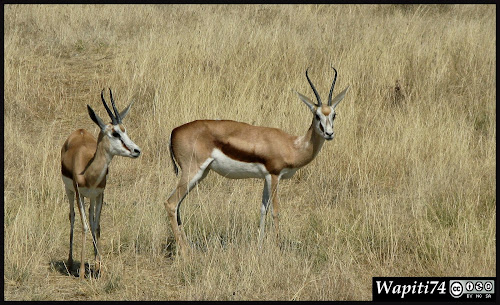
[
  {"xmin": 61, "ymin": 89, "xmax": 141, "ymax": 277},
  {"xmin": 166, "ymin": 67, "xmax": 349, "ymax": 254}
]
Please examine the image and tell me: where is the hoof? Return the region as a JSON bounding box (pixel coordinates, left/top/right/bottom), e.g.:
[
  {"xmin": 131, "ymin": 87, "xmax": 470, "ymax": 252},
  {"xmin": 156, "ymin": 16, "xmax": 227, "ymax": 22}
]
[{"xmin": 77, "ymin": 263, "xmax": 89, "ymax": 278}]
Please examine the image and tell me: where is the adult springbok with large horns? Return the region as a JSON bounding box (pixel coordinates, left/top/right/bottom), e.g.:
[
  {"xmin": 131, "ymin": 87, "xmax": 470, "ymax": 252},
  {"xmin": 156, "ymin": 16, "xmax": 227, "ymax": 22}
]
[
  {"xmin": 167, "ymin": 67, "xmax": 349, "ymax": 254},
  {"xmin": 61, "ymin": 89, "xmax": 141, "ymax": 278}
]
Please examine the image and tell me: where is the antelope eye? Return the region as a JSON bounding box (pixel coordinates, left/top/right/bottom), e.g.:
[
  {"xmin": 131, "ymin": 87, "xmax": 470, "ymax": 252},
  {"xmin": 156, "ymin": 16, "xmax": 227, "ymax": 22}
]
[
  {"xmin": 315, "ymin": 114, "xmax": 321, "ymax": 121},
  {"xmin": 332, "ymin": 113, "xmax": 337, "ymax": 120},
  {"xmin": 112, "ymin": 131, "xmax": 120, "ymax": 138}
]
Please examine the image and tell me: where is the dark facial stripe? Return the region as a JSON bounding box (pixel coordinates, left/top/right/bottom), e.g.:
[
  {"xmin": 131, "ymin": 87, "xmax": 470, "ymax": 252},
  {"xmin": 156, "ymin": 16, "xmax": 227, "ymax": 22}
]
[{"xmin": 121, "ymin": 139, "xmax": 131, "ymax": 152}]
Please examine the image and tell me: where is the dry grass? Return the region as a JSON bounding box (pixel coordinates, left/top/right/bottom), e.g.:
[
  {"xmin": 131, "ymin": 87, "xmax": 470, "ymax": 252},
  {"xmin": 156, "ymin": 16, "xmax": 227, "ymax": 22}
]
[{"xmin": 4, "ymin": 4, "xmax": 495, "ymax": 300}]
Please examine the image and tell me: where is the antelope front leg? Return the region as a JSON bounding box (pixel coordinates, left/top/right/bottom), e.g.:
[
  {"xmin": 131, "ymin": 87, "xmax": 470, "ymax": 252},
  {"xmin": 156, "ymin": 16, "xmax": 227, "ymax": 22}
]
[
  {"xmin": 92, "ymin": 193, "xmax": 104, "ymax": 277},
  {"xmin": 75, "ymin": 187, "xmax": 88, "ymax": 279},
  {"xmin": 258, "ymin": 176, "xmax": 272, "ymax": 247},
  {"xmin": 65, "ymin": 187, "xmax": 76, "ymax": 272},
  {"xmin": 89, "ymin": 197, "xmax": 96, "ymax": 274},
  {"xmin": 270, "ymin": 175, "xmax": 280, "ymax": 240}
]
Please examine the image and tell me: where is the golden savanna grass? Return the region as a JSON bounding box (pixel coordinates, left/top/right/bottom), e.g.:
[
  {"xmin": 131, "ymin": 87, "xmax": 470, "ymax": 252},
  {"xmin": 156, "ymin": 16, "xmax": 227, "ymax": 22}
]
[{"xmin": 4, "ymin": 4, "xmax": 495, "ymax": 300}]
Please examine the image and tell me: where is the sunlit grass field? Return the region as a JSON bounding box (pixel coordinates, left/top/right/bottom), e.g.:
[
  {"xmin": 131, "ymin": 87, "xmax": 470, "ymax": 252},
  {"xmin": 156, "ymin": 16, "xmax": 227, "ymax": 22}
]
[{"xmin": 4, "ymin": 4, "xmax": 495, "ymax": 300}]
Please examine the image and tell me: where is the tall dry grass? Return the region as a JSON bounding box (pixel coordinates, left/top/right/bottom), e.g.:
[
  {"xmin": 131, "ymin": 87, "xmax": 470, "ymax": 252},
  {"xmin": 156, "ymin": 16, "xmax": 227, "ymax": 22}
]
[{"xmin": 4, "ymin": 4, "xmax": 495, "ymax": 300}]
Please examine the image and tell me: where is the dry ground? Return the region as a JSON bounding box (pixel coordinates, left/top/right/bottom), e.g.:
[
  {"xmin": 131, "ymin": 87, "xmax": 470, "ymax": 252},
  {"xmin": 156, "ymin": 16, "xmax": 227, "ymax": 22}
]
[{"xmin": 4, "ymin": 4, "xmax": 496, "ymax": 300}]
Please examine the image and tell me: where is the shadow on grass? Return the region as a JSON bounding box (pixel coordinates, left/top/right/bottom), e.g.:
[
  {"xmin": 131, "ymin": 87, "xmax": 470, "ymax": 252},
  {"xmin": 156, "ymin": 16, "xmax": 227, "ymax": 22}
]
[
  {"xmin": 161, "ymin": 236, "xmax": 178, "ymax": 259},
  {"xmin": 50, "ymin": 260, "xmax": 97, "ymax": 278}
]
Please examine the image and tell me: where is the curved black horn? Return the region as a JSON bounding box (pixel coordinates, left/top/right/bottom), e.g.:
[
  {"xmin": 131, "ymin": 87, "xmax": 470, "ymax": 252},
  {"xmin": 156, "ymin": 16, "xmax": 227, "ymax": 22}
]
[
  {"xmin": 306, "ymin": 68, "xmax": 322, "ymax": 106},
  {"xmin": 327, "ymin": 66, "xmax": 338, "ymax": 106},
  {"xmin": 108, "ymin": 88, "xmax": 121, "ymax": 124},
  {"xmin": 101, "ymin": 89, "xmax": 118, "ymax": 125}
]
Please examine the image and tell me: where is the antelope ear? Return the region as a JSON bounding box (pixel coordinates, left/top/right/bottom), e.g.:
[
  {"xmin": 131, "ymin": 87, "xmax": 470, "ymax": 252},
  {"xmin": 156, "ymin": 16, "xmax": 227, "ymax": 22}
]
[
  {"xmin": 332, "ymin": 86, "xmax": 350, "ymax": 109},
  {"xmin": 87, "ymin": 105, "xmax": 106, "ymax": 130},
  {"xmin": 119, "ymin": 100, "xmax": 134, "ymax": 121},
  {"xmin": 295, "ymin": 91, "xmax": 317, "ymax": 113}
]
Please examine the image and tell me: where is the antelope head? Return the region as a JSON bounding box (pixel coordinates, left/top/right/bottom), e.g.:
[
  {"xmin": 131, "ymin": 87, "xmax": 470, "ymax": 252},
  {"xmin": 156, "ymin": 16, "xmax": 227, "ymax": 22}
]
[
  {"xmin": 295, "ymin": 66, "xmax": 349, "ymax": 141},
  {"xmin": 87, "ymin": 88, "xmax": 141, "ymax": 158}
]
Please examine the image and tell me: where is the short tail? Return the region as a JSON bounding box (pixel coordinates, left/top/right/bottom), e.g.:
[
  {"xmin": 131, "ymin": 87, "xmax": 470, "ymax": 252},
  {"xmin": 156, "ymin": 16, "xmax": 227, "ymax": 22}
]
[{"xmin": 169, "ymin": 132, "xmax": 179, "ymax": 176}]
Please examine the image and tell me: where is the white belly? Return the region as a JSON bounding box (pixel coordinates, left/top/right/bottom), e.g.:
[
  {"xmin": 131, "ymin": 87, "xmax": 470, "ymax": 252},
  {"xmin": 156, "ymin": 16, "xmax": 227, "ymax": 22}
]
[
  {"xmin": 209, "ymin": 148, "xmax": 269, "ymax": 179},
  {"xmin": 62, "ymin": 176, "xmax": 104, "ymax": 199}
]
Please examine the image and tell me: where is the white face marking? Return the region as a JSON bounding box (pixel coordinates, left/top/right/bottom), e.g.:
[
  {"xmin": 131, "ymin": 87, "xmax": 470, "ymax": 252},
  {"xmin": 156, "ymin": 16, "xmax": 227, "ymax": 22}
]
[
  {"xmin": 209, "ymin": 149, "xmax": 269, "ymax": 179},
  {"xmin": 314, "ymin": 107, "xmax": 335, "ymax": 141},
  {"xmin": 105, "ymin": 125, "xmax": 141, "ymax": 158}
]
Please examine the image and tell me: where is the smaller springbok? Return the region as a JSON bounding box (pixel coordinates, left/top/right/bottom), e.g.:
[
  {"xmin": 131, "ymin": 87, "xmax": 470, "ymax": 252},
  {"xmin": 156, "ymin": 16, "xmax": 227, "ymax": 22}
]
[
  {"xmin": 61, "ymin": 89, "xmax": 141, "ymax": 278},
  {"xmin": 166, "ymin": 67, "xmax": 349, "ymax": 254}
]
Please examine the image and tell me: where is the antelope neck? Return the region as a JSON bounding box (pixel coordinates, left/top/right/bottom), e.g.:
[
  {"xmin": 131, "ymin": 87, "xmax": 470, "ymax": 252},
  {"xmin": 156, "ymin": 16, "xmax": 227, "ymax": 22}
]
[
  {"xmin": 83, "ymin": 133, "xmax": 113, "ymax": 187},
  {"xmin": 293, "ymin": 120, "xmax": 326, "ymax": 168}
]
